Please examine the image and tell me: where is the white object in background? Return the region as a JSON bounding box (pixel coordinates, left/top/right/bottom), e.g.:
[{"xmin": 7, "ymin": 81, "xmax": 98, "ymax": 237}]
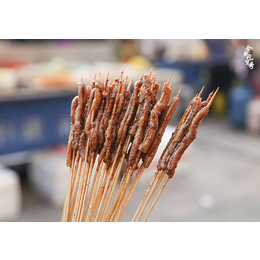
[
  {"xmin": 0, "ymin": 164, "xmax": 22, "ymax": 221},
  {"xmin": 28, "ymin": 148, "xmax": 69, "ymax": 207},
  {"xmin": 199, "ymin": 194, "xmax": 215, "ymax": 209}
]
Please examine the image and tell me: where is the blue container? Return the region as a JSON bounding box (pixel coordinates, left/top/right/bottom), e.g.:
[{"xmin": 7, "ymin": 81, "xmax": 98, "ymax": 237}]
[
  {"xmin": 159, "ymin": 61, "xmax": 204, "ymax": 85},
  {"xmin": 0, "ymin": 92, "xmax": 76, "ymax": 155},
  {"xmin": 228, "ymin": 86, "xmax": 252, "ymax": 127}
]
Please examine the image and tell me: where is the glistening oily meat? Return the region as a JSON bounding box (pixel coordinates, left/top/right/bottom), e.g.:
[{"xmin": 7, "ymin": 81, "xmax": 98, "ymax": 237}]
[
  {"xmin": 111, "ymin": 77, "xmax": 126, "ymax": 144},
  {"xmin": 97, "ymin": 77, "xmax": 120, "ymax": 163},
  {"xmin": 116, "ymin": 78, "xmax": 133, "ymax": 134},
  {"xmin": 142, "ymin": 87, "xmax": 182, "ymax": 168},
  {"xmin": 166, "ymin": 89, "xmax": 218, "ymax": 178},
  {"xmin": 71, "ymin": 80, "xmax": 86, "ymax": 150},
  {"xmin": 128, "ymin": 74, "xmax": 152, "ymax": 136},
  {"xmin": 66, "ymin": 95, "xmax": 78, "ymax": 167},
  {"xmin": 78, "ymin": 131, "xmax": 87, "ymax": 160},
  {"xmin": 128, "ymin": 87, "xmax": 153, "ymax": 167},
  {"xmin": 84, "ymin": 78, "xmax": 103, "ymax": 137},
  {"xmin": 138, "ymin": 76, "xmax": 172, "ymax": 154},
  {"xmin": 98, "ymin": 81, "xmax": 112, "ymax": 147},
  {"xmin": 117, "ymin": 76, "xmax": 143, "ymax": 145},
  {"xmin": 90, "ymin": 100, "xmax": 105, "ymax": 152},
  {"xmin": 158, "ymin": 94, "xmax": 202, "ymax": 171},
  {"xmin": 63, "ymin": 68, "xmax": 218, "ymax": 223}
]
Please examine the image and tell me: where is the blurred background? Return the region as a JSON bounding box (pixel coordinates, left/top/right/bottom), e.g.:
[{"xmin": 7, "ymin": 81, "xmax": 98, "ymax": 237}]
[{"xmin": 0, "ymin": 39, "xmax": 259, "ymax": 222}]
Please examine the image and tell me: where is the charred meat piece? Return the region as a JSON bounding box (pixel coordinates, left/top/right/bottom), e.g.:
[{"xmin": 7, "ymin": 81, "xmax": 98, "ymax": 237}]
[
  {"xmin": 142, "ymin": 88, "xmax": 181, "ymax": 168},
  {"xmin": 66, "ymin": 96, "xmax": 79, "ymax": 167},
  {"xmin": 117, "ymin": 76, "xmax": 143, "ymax": 145},
  {"xmin": 158, "ymin": 95, "xmax": 202, "ymax": 170},
  {"xmin": 166, "ymin": 89, "xmax": 218, "ymax": 178},
  {"xmin": 128, "ymin": 87, "xmax": 153, "ymax": 167},
  {"xmin": 138, "ymin": 77, "xmax": 172, "ymax": 153}
]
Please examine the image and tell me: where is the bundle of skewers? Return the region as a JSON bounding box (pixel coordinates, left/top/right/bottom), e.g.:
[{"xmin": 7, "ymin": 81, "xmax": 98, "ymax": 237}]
[{"xmin": 62, "ymin": 68, "xmax": 218, "ymax": 222}]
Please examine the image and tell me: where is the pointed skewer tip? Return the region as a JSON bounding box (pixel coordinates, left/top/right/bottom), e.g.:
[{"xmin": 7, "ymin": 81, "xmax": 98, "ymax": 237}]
[
  {"xmin": 207, "ymin": 87, "xmax": 219, "ymax": 108},
  {"xmin": 167, "ymin": 74, "xmax": 173, "ymax": 85},
  {"xmin": 98, "ymin": 71, "xmax": 101, "ymax": 81},
  {"xmin": 149, "ymin": 67, "xmax": 153, "ymax": 77},
  {"xmin": 198, "ymin": 85, "xmax": 205, "ymax": 97},
  {"xmin": 177, "ymin": 87, "xmax": 182, "ymax": 97}
]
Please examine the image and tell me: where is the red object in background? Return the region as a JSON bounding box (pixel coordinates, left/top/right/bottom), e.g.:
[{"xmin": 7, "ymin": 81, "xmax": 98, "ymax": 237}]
[
  {"xmin": 1, "ymin": 60, "xmax": 27, "ymax": 69},
  {"xmin": 250, "ymin": 64, "xmax": 260, "ymax": 95},
  {"xmin": 52, "ymin": 145, "xmax": 67, "ymax": 155}
]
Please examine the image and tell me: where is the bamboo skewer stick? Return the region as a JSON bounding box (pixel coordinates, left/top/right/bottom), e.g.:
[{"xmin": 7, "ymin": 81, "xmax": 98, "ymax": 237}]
[
  {"xmin": 74, "ymin": 140, "xmax": 91, "ymax": 222},
  {"xmin": 97, "ymin": 165, "xmax": 117, "ymax": 222},
  {"xmin": 78, "ymin": 161, "xmax": 94, "ymax": 222},
  {"xmin": 61, "ymin": 150, "xmax": 76, "ymax": 222},
  {"xmin": 100, "ymin": 151, "xmax": 125, "ymax": 222},
  {"xmin": 71, "ymin": 109, "xmax": 95, "ymax": 221},
  {"xmin": 143, "ymin": 175, "xmax": 169, "ymax": 222},
  {"xmin": 69, "ymin": 151, "xmax": 80, "ymax": 203},
  {"xmin": 134, "ymin": 170, "xmax": 165, "ymax": 222},
  {"xmin": 104, "ymin": 168, "xmax": 127, "ymax": 221},
  {"xmin": 131, "ymin": 169, "xmax": 159, "ymax": 222},
  {"xmin": 93, "ymin": 163, "xmax": 112, "ymax": 222},
  {"xmin": 80, "ymin": 152, "xmax": 97, "ymax": 221},
  {"xmin": 68, "ymin": 138, "xmax": 90, "ymax": 222},
  {"xmin": 112, "ymin": 172, "xmax": 134, "ymax": 222},
  {"xmin": 90, "ymin": 164, "xmax": 109, "ymax": 221},
  {"xmin": 107, "ymin": 167, "xmax": 134, "ymax": 222},
  {"xmin": 99, "ymin": 135, "xmax": 131, "ymax": 221},
  {"xmin": 77, "ymin": 163, "xmax": 90, "ymax": 221},
  {"xmin": 67, "ymin": 151, "xmax": 81, "ymax": 221},
  {"xmin": 85, "ymin": 161, "xmax": 104, "ymax": 221},
  {"xmin": 71, "ymin": 159, "xmax": 85, "ymax": 221},
  {"xmin": 116, "ymin": 164, "xmax": 145, "ymax": 222}
]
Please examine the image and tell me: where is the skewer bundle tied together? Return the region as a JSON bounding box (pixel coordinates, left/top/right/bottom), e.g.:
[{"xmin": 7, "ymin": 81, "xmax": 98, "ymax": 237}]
[{"xmin": 62, "ymin": 69, "xmax": 218, "ymax": 222}]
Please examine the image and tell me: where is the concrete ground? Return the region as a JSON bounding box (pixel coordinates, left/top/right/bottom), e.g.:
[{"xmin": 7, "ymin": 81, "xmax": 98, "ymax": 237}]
[{"xmin": 16, "ymin": 117, "xmax": 260, "ymax": 222}]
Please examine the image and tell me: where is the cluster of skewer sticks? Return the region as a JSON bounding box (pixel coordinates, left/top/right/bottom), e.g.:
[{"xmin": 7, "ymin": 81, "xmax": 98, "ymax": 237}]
[{"xmin": 61, "ymin": 68, "xmax": 218, "ymax": 222}]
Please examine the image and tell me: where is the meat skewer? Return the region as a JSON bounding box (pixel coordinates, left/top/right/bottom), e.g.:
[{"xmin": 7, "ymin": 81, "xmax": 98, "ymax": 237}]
[
  {"xmin": 63, "ymin": 78, "xmax": 86, "ymax": 222},
  {"xmin": 96, "ymin": 76, "xmax": 144, "ymax": 221},
  {"xmin": 85, "ymin": 75, "xmax": 124, "ymax": 221},
  {"xmin": 136, "ymin": 88, "xmax": 218, "ymax": 222},
  {"xmin": 105, "ymin": 76, "xmax": 155, "ymax": 221},
  {"xmin": 117, "ymin": 87, "xmax": 182, "ymax": 221},
  {"xmin": 72, "ymin": 74, "xmax": 103, "ymax": 222},
  {"xmin": 62, "ymin": 69, "xmax": 217, "ymax": 222}
]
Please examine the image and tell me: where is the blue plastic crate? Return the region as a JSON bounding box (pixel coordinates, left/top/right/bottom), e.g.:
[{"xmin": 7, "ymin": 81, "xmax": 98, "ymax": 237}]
[
  {"xmin": 0, "ymin": 92, "xmax": 76, "ymax": 155},
  {"xmin": 159, "ymin": 61, "xmax": 205, "ymax": 85}
]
